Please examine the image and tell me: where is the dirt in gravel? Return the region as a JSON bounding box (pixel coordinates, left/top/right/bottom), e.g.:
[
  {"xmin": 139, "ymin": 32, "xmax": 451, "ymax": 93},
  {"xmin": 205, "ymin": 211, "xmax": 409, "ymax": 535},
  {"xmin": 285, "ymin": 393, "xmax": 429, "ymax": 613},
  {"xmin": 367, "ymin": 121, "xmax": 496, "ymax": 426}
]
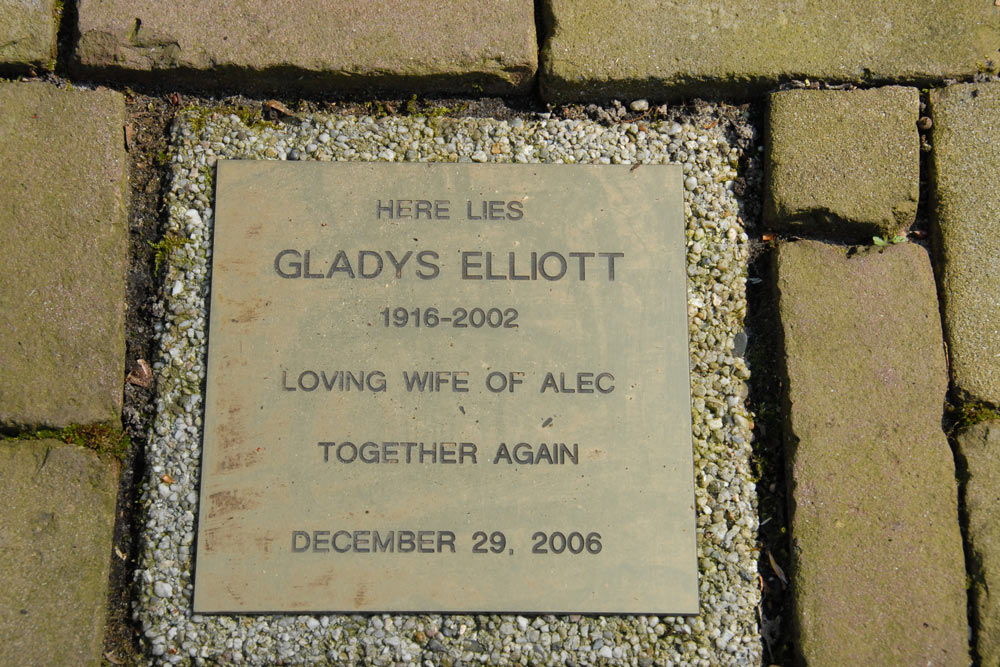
[
  {"xmin": 744, "ymin": 239, "xmax": 794, "ymax": 666},
  {"xmin": 717, "ymin": 99, "xmax": 794, "ymax": 666},
  {"xmin": 101, "ymin": 90, "xmax": 175, "ymax": 667}
]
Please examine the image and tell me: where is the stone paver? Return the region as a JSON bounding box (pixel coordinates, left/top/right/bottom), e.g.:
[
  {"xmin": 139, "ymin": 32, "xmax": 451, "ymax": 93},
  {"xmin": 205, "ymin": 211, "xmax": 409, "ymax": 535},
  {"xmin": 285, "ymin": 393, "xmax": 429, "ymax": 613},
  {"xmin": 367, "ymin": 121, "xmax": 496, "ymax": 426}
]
[
  {"xmin": 0, "ymin": 0, "xmax": 56, "ymax": 73},
  {"xmin": 0, "ymin": 439, "xmax": 119, "ymax": 667},
  {"xmin": 540, "ymin": 0, "xmax": 1000, "ymax": 102},
  {"xmin": 955, "ymin": 419, "xmax": 1000, "ymax": 665},
  {"xmin": 775, "ymin": 240, "xmax": 968, "ymax": 666},
  {"xmin": 0, "ymin": 82, "xmax": 127, "ymax": 430},
  {"xmin": 765, "ymin": 87, "xmax": 920, "ymax": 240},
  {"xmin": 929, "ymin": 81, "xmax": 1000, "ymax": 405},
  {"xmin": 74, "ymin": 0, "xmax": 536, "ymax": 95}
]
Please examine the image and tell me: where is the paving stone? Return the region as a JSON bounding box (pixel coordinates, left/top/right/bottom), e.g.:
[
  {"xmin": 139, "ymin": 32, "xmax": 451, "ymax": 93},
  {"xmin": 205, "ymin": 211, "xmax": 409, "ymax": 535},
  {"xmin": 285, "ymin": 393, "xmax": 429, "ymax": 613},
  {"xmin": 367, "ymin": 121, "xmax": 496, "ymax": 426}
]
[
  {"xmin": 775, "ymin": 240, "xmax": 968, "ymax": 666},
  {"xmin": 540, "ymin": 0, "xmax": 1000, "ymax": 102},
  {"xmin": 955, "ymin": 420, "xmax": 1000, "ymax": 666},
  {"xmin": 74, "ymin": 0, "xmax": 536, "ymax": 95},
  {"xmin": 929, "ymin": 81, "xmax": 1000, "ymax": 405},
  {"xmin": 0, "ymin": 439, "xmax": 119, "ymax": 667},
  {"xmin": 0, "ymin": 82, "xmax": 127, "ymax": 430},
  {"xmin": 764, "ymin": 87, "xmax": 920, "ymax": 240},
  {"xmin": 0, "ymin": 0, "xmax": 57, "ymax": 73}
]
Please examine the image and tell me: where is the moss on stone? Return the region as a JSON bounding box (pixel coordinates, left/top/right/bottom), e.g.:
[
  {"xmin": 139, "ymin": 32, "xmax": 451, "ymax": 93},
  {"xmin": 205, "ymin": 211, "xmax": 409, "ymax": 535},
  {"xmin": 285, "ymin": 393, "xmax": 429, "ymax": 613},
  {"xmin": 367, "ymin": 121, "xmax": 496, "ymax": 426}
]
[
  {"xmin": 426, "ymin": 103, "xmax": 470, "ymax": 118},
  {"xmin": 185, "ymin": 103, "xmax": 277, "ymax": 135},
  {"xmin": 2, "ymin": 423, "xmax": 130, "ymax": 461},
  {"xmin": 149, "ymin": 233, "xmax": 190, "ymax": 275},
  {"xmin": 952, "ymin": 401, "xmax": 1000, "ymax": 430}
]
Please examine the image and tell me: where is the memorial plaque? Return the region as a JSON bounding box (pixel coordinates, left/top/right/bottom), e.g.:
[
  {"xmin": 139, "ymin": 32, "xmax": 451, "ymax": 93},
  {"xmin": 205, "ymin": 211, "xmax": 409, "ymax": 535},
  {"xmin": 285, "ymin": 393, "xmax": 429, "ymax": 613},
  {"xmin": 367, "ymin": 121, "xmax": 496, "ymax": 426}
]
[{"xmin": 194, "ymin": 162, "xmax": 697, "ymax": 613}]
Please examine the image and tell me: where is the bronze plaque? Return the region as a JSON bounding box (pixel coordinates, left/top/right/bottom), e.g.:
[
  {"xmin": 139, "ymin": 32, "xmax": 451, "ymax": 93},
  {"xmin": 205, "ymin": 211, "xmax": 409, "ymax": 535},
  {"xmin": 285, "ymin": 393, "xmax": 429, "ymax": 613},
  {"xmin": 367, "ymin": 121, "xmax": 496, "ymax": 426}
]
[{"xmin": 194, "ymin": 162, "xmax": 697, "ymax": 613}]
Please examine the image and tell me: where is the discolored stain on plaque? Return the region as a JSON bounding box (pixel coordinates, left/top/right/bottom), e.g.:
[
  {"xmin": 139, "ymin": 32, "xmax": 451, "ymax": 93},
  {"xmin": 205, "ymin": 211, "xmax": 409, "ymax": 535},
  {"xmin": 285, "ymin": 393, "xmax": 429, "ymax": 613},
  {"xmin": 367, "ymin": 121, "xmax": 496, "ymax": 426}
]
[
  {"xmin": 254, "ymin": 535, "xmax": 275, "ymax": 553},
  {"xmin": 225, "ymin": 584, "xmax": 245, "ymax": 604},
  {"xmin": 194, "ymin": 163, "xmax": 697, "ymax": 614},
  {"xmin": 201, "ymin": 526, "xmax": 227, "ymax": 554},
  {"xmin": 214, "ymin": 401, "xmax": 245, "ymax": 452},
  {"xmin": 353, "ymin": 583, "xmax": 369, "ymax": 609},
  {"xmin": 206, "ymin": 489, "xmax": 262, "ymax": 519},
  {"xmin": 228, "ymin": 297, "xmax": 270, "ymax": 325},
  {"xmin": 215, "ymin": 449, "xmax": 263, "ymax": 474},
  {"xmin": 309, "ymin": 572, "xmax": 334, "ymax": 588}
]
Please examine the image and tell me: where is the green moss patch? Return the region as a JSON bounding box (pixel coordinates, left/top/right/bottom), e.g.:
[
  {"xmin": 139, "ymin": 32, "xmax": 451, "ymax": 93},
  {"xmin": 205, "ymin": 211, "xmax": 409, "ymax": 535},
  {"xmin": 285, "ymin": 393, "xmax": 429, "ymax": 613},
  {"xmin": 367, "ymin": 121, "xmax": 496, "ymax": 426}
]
[
  {"xmin": 951, "ymin": 400, "xmax": 1000, "ymax": 431},
  {"xmin": 185, "ymin": 103, "xmax": 278, "ymax": 134},
  {"xmin": 3, "ymin": 423, "xmax": 130, "ymax": 460},
  {"xmin": 149, "ymin": 233, "xmax": 190, "ymax": 275}
]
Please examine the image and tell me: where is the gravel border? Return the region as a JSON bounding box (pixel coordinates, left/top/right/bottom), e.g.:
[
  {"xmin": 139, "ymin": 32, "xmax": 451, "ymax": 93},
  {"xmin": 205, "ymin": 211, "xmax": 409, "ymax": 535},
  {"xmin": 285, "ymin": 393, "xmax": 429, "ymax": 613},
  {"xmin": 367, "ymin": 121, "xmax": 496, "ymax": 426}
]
[{"xmin": 136, "ymin": 104, "xmax": 761, "ymax": 665}]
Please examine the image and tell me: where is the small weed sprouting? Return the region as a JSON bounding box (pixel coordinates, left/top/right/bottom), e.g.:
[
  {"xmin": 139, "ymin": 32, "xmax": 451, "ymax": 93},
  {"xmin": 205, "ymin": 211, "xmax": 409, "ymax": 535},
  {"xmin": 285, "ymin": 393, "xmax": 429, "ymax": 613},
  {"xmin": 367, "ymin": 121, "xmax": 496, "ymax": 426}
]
[
  {"xmin": 872, "ymin": 234, "xmax": 906, "ymax": 247},
  {"xmin": 405, "ymin": 94, "xmax": 420, "ymax": 115}
]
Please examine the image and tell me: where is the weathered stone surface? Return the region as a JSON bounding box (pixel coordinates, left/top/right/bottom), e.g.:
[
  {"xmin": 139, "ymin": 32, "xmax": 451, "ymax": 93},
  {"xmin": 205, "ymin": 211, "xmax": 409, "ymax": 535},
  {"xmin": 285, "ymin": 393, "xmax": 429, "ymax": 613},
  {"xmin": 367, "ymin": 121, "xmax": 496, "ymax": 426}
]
[
  {"xmin": 929, "ymin": 81, "xmax": 1000, "ymax": 405},
  {"xmin": 775, "ymin": 240, "xmax": 968, "ymax": 666},
  {"xmin": 765, "ymin": 87, "xmax": 920, "ymax": 240},
  {"xmin": 74, "ymin": 0, "xmax": 536, "ymax": 94},
  {"xmin": 0, "ymin": 439, "xmax": 119, "ymax": 667},
  {"xmin": 0, "ymin": 83, "xmax": 127, "ymax": 430},
  {"xmin": 540, "ymin": 0, "xmax": 1000, "ymax": 102},
  {"xmin": 955, "ymin": 420, "xmax": 1000, "ymax": 666},
  {"xmin": 0, "ymin": 0, "xmax": 56, "ymax": 72}
]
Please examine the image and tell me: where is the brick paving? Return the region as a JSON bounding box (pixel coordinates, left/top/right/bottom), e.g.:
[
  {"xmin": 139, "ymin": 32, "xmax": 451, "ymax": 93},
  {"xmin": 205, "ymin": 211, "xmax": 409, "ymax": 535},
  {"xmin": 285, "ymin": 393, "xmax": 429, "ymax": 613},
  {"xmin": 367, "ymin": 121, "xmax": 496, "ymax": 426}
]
[
  {"xmin": 0, "ymin": 440, "xmax": 119, "ymax": 667},
  {"xmin": 775, "ymin": 240, "xmax": 967, "ymax": 666},
  {"xmin": 765, "ymin": 87, "xmax": 919, "ymax": 241},
  {"xmin": 540, "ymin": 0, "xmax": 1000, "ymax": 102},
  {"xmin": 930, "ymin": 81, "xmax": 1000, "ymax": 406},
  {"xmin": 73, "ymin": 0, "xmax": 537, "ymax": 95},
  {"xmin": 955, "ymin": 420, "xmax": 1000, "ymax": 665},
  {"xmin": 0, "ymin": 83, "xmax": 128, "ymax": 430},
  {"xmin": 0, "ymin": 0, "xmax": 56, "ymax": 73}
]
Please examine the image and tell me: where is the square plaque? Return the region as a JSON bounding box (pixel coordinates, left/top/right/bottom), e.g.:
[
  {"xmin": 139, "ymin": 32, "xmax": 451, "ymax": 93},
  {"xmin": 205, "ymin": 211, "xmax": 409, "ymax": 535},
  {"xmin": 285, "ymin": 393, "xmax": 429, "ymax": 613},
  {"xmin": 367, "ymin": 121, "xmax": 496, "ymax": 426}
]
[{"xmin": 194, "ymin": 162, "xmax": 697, "ymax": 613}]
